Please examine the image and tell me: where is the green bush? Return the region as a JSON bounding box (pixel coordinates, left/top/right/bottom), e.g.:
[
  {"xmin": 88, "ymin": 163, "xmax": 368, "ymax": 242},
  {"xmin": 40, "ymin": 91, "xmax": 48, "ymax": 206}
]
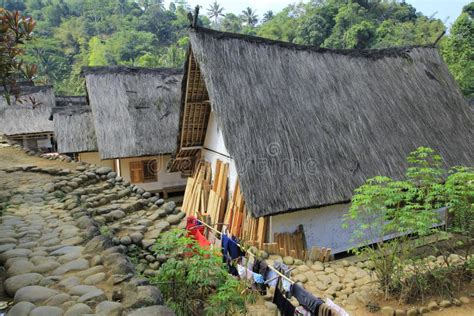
[
  {"xmin": 344, "ymin": 147, "xmax": 473, "ymax": 300},
  {"xmin": 149, "ymin": 229, "xmax": 255, "ymax": 316}
]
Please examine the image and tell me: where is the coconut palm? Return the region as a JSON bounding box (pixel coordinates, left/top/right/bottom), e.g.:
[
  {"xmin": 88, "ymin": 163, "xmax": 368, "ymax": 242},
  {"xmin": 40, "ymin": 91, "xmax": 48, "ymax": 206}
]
[
  {"xmin": 207, "ymin": 1, "xmax": 225, "ymax": 25},
  {"xmin": 240, "ymin": 7, "xmax": 258, "ymax": 26},
  {"xmin": 263, "ymin": 10, "xmax": 274, "ymax": 22}
]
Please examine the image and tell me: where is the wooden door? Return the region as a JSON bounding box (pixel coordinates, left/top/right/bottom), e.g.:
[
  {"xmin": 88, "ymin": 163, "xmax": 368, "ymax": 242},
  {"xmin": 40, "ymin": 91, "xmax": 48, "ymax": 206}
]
[{"xmin": 130, "ymin": 161, "xmax": 144, "ymax": 183}]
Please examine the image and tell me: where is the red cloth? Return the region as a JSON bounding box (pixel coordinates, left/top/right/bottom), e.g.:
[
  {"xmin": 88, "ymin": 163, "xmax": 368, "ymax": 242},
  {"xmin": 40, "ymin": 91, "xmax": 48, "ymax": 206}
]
[{"xmin": 186, "ymin": 216, "xmax": 210, "ymax": 248}]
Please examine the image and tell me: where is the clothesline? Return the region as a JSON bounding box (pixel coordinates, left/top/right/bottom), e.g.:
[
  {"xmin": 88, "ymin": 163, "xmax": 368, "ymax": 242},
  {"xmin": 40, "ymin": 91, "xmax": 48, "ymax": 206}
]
[{"xmin": 195, "ymin": 214, "xmax": 295, "ymax": 284}]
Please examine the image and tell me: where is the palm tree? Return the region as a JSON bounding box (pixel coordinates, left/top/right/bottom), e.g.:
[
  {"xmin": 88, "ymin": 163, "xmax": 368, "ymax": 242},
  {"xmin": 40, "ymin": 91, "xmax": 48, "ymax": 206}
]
[
  {"xmin": 263, "ymin": 10, "xmax": 274, "ymax": 22},
  {"xmin": 240, "ymin": 7, "xmax": 258, "ymax": 26},
  {"xmin": 207, "ymin": 1, "xmax": 224, "ymax": 25}
]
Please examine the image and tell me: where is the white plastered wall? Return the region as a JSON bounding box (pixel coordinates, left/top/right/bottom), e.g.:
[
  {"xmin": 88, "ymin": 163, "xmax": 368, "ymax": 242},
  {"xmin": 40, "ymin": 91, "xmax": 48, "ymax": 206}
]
[
  {"xmin": 120, "ymin": 155, "xmax": 186, "ymax": 192},
  {"xmin": 202, "ymin": 111, "xmax": 238, "ymax": 196}
]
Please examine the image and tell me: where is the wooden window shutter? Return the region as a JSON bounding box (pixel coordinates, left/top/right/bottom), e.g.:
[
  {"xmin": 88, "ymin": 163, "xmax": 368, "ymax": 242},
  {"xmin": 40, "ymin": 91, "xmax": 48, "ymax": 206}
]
[{"xmin": 130, "ymin": 161, "xmax": 144, "ymax": 183}]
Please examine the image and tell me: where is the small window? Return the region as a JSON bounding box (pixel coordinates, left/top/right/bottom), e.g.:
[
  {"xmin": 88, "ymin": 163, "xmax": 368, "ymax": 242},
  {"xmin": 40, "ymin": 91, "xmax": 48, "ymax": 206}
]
[
  {"xmin": 129, "ymin": 160, "xmax": 158, "ymax": 183},
  {"xmin": 143, "ymin": 160, "xmax": 158, "ymax": 182}
]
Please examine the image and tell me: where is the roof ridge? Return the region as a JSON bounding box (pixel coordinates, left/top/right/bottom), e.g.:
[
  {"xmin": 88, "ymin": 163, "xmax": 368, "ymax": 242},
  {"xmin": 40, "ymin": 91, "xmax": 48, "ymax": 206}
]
[{"xmin": 192, "ymin": 26, "xmax": 437, "ymax": 59}]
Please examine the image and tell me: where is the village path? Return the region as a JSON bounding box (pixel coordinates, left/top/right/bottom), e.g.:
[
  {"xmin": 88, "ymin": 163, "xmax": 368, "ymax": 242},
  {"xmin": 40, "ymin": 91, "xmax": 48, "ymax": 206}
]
[{"xmin": 0, "ymin": 145, "xmax": 176, "ymax": 315}]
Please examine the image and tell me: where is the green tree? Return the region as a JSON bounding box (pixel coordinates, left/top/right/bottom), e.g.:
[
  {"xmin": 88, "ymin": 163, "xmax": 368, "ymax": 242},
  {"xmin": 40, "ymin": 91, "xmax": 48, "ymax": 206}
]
[
  {"xmin": 240, "ymin": 7, "xmax": 258, "ymax": 27},
  {"xmin": 441, "ymin": 3, "xmax": 474, "ymax": 96},
  {"xmin": 207, "ymin": 1, "xmax": 224, "ymax": 26},
  {"xmin": 221, "ymin": 13, "xmax": 241, "ymax": 33},
  {"xmin": 0, "ymin": 8, "xmax": 37, "ymax": 103},
  {"xmin": 262, "ymin": 10, "xmax": 274, "ymax": 22}
]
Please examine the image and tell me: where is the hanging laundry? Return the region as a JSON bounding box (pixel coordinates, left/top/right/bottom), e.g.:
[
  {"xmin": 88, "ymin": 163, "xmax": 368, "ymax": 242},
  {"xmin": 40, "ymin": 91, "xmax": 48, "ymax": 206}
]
[
  {"xmin": 325, "ymin": 298, "xmax": 349, "ymax": 316},
  {"xmin": 186, "ymin": 216, "xmax": 210, "ymax": 248},
  {"xmin": 221, "ymin": 234, "xmax": 245, "ymax": 276},
  {"xmin": 265, "ymin": 269, "xmax": 279, "ymax": 288},
  {"xmin": 253, "ymin": 258, "xmax": 269, "ymax": 276},
  {"xmin": 291, "ymin": 283, "xmax": 324, "ymax": 316},
  {"xmin": 273, "ymin": 279, "xmax": 296, "ymax": 316},
  {"xmin": 295, "ymin": 306, "xmax": 312, "ymax": 316}
]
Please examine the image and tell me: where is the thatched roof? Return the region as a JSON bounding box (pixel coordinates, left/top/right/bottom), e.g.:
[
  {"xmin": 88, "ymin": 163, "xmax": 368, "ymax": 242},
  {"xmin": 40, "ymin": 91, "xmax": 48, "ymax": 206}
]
[
  {"xmin": 177, "ymin": 27, "xmax": 474, "ymax": 218},
  {"xmin": 0, "ymin": 86, "xmax": 55, "ymax": 136},
  {"xmin": 53, "ymin": 103, "xmax": 98, "ymax": 154},
  {"xmin": 83, "ymin": 66, "xmax": 183, "ymax": 160}
]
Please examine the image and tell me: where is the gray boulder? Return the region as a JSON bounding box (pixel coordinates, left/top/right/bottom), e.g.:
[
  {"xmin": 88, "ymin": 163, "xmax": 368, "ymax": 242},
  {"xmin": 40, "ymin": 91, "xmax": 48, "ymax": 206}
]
[
  {"xmin": 128, "ymin": 305, "xmax": 175, "ymax": 316},
  {"xmin": 4, "ymin": 273, "xmax": 44, "ymax": 296},
  {"xmin": 14, "ymin": 286, "xmax": 59, "ymax": 304}
]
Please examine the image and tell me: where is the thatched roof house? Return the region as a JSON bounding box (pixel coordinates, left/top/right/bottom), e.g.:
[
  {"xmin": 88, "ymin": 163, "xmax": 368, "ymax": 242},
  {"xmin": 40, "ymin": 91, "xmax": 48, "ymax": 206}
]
[
  {"xmin": 0, "ymin": 85, "xmax": 55, "ymax": 136},
  {"xmin": 83, "ymin": 66, "xmax": 183, "ymax": 160},
  {"xmin": 172, "ymin": 27, "xmax": 474, "ymax": 220},
  {"xmin": 52, "ymin": 96, "xmax": 98, "ymax": 154}
]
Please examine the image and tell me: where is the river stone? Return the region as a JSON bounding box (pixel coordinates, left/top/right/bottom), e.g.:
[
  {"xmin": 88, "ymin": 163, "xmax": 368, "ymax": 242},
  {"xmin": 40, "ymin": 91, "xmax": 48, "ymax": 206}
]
[
  {"xmin": 95, "ymin": 301, "xmax": 123, "ymax": 316},
  {"xmin": 64, "ymin": 303, "xmax": 93, "ymax": 316},
  {"xmin": 45, "ymin": 293, "xmax": 71, "ymax": 306},
  {"xmin": 428, "ymin": 301, "xmax": 439, "ymax": 311},
  {"xmin": 282, "ymin": 256, "xmax": 294, "ymax": 265},
  {"xmin": 14, "ymin": 286, "xmax": 59, "ymax": 304},
  {"xmin": 51, "ymin": 258, "xmax": 89, "ymax": 275},
  {"xmin": 0, "ymin": 248, "xmax": 32, "ymax": 263},
  {"xmin": 33, "ymin": 261, "xmax": 61, "ymax": 274},
  {"xmin": 7, "ymin": 302, "xmax": 36, "ymax": 316},
  {"xmin": 58, "ymin": 277, "xmax": 81, "ymax": 289},
  {"xmin": 7, "ymin": 260, "xmax": 35, "ymax": 277},
  {"xmin": 381, "ymin": 306, "xmax": 395, "ymax": 316},
  {"xmin": 69, "ymin": 285, "xmax": 100, "ymax": 296},
  {"xmin": 96, "ymin": 167, "xmax": 112, "ymax": 175},
  {"xmin": 127, "ymin": 305, "xmax": 174, "ymax": 316},
  {"xmin": 50, "ymin": 246, "xmax": 82, "ymax": 256},
  {"xmin": 77, "ymin": 289, "xmax": 107, "ymax": 304},
  {"xmin": 439, "ymin": 300, "xmax": 451, "ymax": 308},
  {"xmin": 130, "ymin": 232, "xmax": 144, "ymax": 244},
  {"xmin": 0, "ymin": 243, "xmax": 16, "ymax": 253},
  {"xmin": 121, "ymin": 285, "xmax": 163, "ymax": 309},
  {"xmin": 161, "ymin": 201, "xmax": 176, "ymax": 214},
  {"xmin": 4, "ymin": 273, "xmax": 44, "ymax": 296},
  {"xmin": 84, "ymin": 272, "xmax": 106, "ymax": 285},
  {"xmin": 165, "ymin": 214, "xmax": 182, "ymax": 225},
  {"xmin": 30, "ymin": 306, "xmax": 63, "ymax": 316},
  {"xmin": 459, "ymin": 296, "xmax": 470, "ymax": 304},
  {"xmin": 120, "ymin": 236, "xmax": 132, "ymax": 245}
]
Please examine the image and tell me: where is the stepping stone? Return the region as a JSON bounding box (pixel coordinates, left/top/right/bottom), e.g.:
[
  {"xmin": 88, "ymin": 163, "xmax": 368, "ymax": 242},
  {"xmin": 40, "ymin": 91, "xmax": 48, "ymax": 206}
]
[
  {"xmin": 4, "ymin": 273, "xmax": 44, "ymax": 296},
  {"xmin": 51, "ymin": 258, "xmax": 89, "ymax": 275},
  {"xmin": 6, "ymin": 260, "xmax": 35, "ymax": 277},
  {"xmin": 14, "ymin": 286, "xmax": 59, "ymax": 304},
  {"xmin": 128, "ymin": 306, "xmax": 174, "ymax": 316},
  {"xmin": 0, "ymin": 248, "xmax": 32, "ymax": 264},
  {"xmin": 77, "ymin": 289, "xmax": 107, "ymax": 304},
  {"xmin": 7, "ymin": 302, "xmax": 36, "ymax": 316},
  {"xmin": 30, "ymin": 306, "xmax": 63, "ymax": 316},
  {"xmin": 69, "ymin": 285, "xmax": 100, "ymax": 296},
  {"xmin": 64, "ymin": 303, "xmax": 93, "ymax": 316},
  {"xmin": 95, "ymin": 301, "xmax": 123, "ymax": 316},
  {"xmin": 0, "ymin": 243, "xmax": 16, "ymax": 253}
]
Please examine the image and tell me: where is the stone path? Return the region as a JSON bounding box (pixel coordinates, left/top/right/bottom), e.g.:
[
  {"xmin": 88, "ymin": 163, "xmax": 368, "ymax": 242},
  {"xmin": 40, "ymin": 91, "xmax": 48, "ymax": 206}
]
[{"xmin": 0, "ymin": 145, "xmax": 181, "ymax": 315}]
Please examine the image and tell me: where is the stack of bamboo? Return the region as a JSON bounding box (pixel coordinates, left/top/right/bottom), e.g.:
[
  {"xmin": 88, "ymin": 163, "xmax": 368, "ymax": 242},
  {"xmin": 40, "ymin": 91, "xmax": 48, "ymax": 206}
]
[
  {"xmin": 182, "ymin": 161, "xmax": 212, "ymax": 215},
  {"xmin": 182, "ymin": 159, "xmax": 229, "ymax": 227}
]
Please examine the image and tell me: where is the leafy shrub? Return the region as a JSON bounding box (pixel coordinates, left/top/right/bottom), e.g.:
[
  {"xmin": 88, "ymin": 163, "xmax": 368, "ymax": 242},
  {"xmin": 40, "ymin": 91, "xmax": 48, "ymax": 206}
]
[
  {"xmin": 344, "ymin": 147, "xmax": 473, "ymax": 300},
  {"xmin": 149, "ymin": 229, "xmax": 255, "ymax": 316}
]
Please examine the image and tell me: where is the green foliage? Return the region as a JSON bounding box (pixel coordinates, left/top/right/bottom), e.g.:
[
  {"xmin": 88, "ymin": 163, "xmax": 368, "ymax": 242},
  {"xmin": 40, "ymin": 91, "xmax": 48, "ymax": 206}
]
[
  {"xmin": 445, "ymin": 166, "xmax": 474, "ymax": 236},
  {"xmin": 0, "ymin": 8, "xmax": 37, "ymax": 103},
  {"xmin": 441, "ymin": 3, "xmax": 474, "ymax": 96},
  {"xmin": 345, "ymin": 147, "xmax": 473, "ymax": 300},
  {"xmin": 99, "ymin": 225, "xmax": 111, "ymax": 237},
  {"xmin": 10, "ymin": 0, "xmax": 468, "ymax": 95},
  {"xmin": 150, "ymin": 229, "xmax": 254, "ymax": 316}
]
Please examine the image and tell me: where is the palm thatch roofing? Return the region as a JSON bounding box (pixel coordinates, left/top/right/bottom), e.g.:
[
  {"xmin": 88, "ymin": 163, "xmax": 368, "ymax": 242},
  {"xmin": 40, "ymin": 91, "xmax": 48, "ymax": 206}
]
[
  {"xmin": 52, "ymin": 96, "xmax": 98, "ymax": 154},
  {"xmin": 0, "ymin": 86, "xmax": 55, "ymax": 136},
  {"xmin": 83, "ymin": 66, "xmax": 183, "ymax": 160},
  {"xmin": 174, "ymin": 27, "xmax": 474, "ymax": 218}
]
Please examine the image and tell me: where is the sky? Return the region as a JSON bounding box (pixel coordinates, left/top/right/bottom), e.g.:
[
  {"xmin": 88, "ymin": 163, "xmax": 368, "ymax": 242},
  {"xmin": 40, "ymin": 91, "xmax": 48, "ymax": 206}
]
[{"xmin": 166, "ymin": 0, "xmax": 469, "ymax": 27}]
